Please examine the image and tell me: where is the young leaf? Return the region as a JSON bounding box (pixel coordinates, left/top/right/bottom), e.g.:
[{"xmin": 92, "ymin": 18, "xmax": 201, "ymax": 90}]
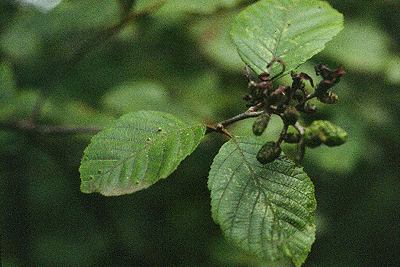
[
  {"xmin": 80, "ymin": 111, "xmax": 206, "ymax": 196},
  {"xmin": 208, "ymin": 136, "xmax": 316, "ymax": 266},
  {"xmin": 231, "ymin": 0, "xmax": 344, "ymax": 78}
]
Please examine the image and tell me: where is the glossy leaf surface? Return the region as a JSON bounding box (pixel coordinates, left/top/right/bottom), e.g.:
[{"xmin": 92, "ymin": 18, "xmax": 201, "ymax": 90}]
[
  {"xmin": 208, "ymin": 136, "xmax": 316, "ymax": 266},
  {"xmin": 231, "ymin": 0, "xmax": 343, "ymax": 78},
  {"xmin": 80, "ymin": 111, "xmax": 206, "ymax": 196}
]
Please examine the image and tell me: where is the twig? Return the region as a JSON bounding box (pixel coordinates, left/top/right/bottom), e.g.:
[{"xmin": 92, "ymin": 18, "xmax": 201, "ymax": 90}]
[
  {"xmin": 276, "ymin": 122, "xmax": 289, "ymax": 146},
  {"xmin": 293, "ymin": 121, "xmax": 306, "ymax": 163},
  {"xmin": 206, "ymin": 107, "xmax": 264, "ymax": 136},
  {"xmin": 29, "ymin": 90, "xmax": 46, "ymax": 125},
  {"xmin": 2, "ymin": 3, "xmax": 165, "ymax": 137},
  {"xmin": 294, "ymin": 121, "xmax": 305, "ymax": 136},
  {"xmin": 0, "ymin": 120, "xmax": 102, "ymax": 135},
  {"xmin": 64, "ymin": 2, "xmax": 164, "ymax": 69}
]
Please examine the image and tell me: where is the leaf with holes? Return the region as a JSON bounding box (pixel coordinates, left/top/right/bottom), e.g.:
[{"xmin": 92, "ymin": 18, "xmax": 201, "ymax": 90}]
[
  {"xmin": 80, "ymin": 111, "xmax": 206, "ymax": 196},
  {"xmin": 231, "ymin": 0, "xmax": 343, "ymax": 78},
  {"xmin": 208, "ymin": 136, "xmax": 316, "ymax": 266}
]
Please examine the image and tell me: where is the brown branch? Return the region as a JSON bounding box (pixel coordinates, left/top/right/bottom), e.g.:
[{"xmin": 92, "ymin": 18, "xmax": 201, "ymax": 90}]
[{"xmin": 206, "ymin": 107, "xmax": 264, "ymax": 136}]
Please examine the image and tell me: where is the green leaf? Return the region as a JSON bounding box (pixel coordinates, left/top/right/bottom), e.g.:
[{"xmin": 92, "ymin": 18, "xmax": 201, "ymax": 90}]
[
  {"xmin": 208, "ymin": 136, "xmax": 316, "ymax": 266},
  {"xmin": 230, "ymin": 0, "xmax": 344, "ymax": 78},
  {"xmin": 80, "ymin": 111, "xmax": 206, "ymax": 196}
]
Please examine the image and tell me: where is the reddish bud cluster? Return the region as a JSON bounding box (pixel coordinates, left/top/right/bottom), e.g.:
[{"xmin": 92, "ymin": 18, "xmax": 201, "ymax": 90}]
[{"xmin": 243, "ymin": 59, "xmax": 345, "ymax": 164}]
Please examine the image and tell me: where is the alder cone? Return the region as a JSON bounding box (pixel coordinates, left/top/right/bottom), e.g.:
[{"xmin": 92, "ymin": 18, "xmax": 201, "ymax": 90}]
[
  {"xmin": 252, "ymin": 113, "xmax": 271, "ymax": 136},
  {"xmin": 256, "ymin": 141, "xmax": 282, "ymax": 164}
]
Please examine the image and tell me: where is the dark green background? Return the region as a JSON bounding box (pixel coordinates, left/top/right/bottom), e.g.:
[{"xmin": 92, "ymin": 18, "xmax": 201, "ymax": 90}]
[{"xmin": 1, "ymin": 0, "xmax": 399, "ymax": 266}]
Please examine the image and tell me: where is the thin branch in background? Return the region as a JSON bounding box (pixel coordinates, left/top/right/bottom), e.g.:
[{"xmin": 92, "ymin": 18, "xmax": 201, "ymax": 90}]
[
  {"xmin": 0, "ymin": 120, "xmax": 102, "ymax": 135},
  {"xmin": 29, "ymin": 89, "xmax": 48, "ymax": 124},
  {"xmin": 36, "ymin": 125, "xmax": 103, "ymax": 135},
  {"xmin": 5, "ymin": 2, "xmax": 164, "ymax": 136},
  {"xmin": 64, "ymin": 1, "xmax": 165, "ymax": 69}
]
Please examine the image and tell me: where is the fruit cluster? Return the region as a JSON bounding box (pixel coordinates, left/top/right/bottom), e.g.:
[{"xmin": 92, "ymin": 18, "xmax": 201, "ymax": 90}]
[{"xmin": 243, "ymin": 59, "xmax": 347, "ymax": 164}]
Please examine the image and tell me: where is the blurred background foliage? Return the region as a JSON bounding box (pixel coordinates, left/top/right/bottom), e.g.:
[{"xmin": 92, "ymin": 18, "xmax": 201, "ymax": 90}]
[{"xmin": 1, "ymin": 0, "xmax": 399, "ymax": 266}]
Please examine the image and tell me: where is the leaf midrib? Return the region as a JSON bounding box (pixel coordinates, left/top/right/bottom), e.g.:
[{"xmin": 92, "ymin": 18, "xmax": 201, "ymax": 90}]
[
  {"xmin": 230, "ymin": 137, "xmax": 312, "ymax": 242},
  {"xmin": 98, "ymin": 124, "xmax": 200, "ymax": 182}
]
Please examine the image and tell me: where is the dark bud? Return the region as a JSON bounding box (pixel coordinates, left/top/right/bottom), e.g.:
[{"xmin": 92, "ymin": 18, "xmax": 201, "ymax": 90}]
[
  {"xmin": 291, "ymin": 71, "xmax": 304, "ymax": 89},
  {"xmin": 291, "ymin": 72, "xmax": 305, "ymax": 92},
  {"xmin": 315, "ymin": 65, "xmax": 345, "ymax": 94},
  {"xmin": 268, "ymin": 85, "xmax": 286, "ymax": 105},
  {"xmin": 299, "ymin": 72, "xmax": 314, "ymax": 87},
  {"xmin": 252, "ymin": 113, "xmax": 271, "ymax": 136},
  {"xmin": 283, "ymin": 106, "xmax": 299, "ymax": 125},
  {"xmin": 315, "ymin": 79, "xmax": 334, "ymax": 93},
  {"xmin": 314, "ymin": 65, "xmax": 345, "ymax": 97},
  {"xmin": 268, "ymin": 91, "xmax": 282, "ymax": 105},
  {"xmin": 284, "ymin": 133, "xmax": 301, "ymax": 143},
  {"xmin": 318, "ymin": 91, "xmax": 339, "ymax": 104},
  {"xmin": 315, "ymin": 64, "xmax": 345, "ymax": 82},
  {"xmin": 257, "ymin": 141, "xmax": 282, "ymax": 164},
  {"xmin": 291, "ymin": 71, "xmax": 314, "ymax": 90}
]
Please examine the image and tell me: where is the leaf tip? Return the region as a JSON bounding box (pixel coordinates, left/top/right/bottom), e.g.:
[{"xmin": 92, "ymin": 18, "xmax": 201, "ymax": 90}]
[{"xmin": 79, "ymin": 175, "xmax": 97, "ymax": 194}]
